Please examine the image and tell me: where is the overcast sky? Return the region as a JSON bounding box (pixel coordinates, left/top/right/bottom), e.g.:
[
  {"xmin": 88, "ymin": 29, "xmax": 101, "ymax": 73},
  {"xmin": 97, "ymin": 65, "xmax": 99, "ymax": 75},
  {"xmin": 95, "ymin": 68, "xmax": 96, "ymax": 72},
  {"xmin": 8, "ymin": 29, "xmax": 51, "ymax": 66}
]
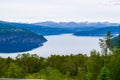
[{"xmin": 0, "ymin": 0, "xmax": 120, "ymax": 23}]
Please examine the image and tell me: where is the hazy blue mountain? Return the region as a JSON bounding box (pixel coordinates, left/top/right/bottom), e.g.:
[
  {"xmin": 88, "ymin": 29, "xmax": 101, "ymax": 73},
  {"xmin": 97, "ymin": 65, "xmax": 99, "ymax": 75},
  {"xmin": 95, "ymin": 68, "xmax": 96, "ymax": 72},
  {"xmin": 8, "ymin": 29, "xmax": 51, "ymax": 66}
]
[
  {"xmin": 0, "ymin": 27, "xmax": 47, "ymax": 53},
  {"xmin": 0, "ymin": 21, "xmax": 119, "ymax": 36},
  {"xmin": 74, "ymin": 26, "xmax": 120, "ymax": 36},
  {"xmin": 34, "ymin": 21, "xmax": 118, "ymax": 28},
  {"xmin": 34, "ymin": 21, "xmax": 65, "ymax": 28},
  {"xmin": 35, "ymin": 21, "xmax": 99, "ymax": 31},
  {"xmin": 0, "ymin": 21, "xmax": 74, "ymax": 35},
  {"xmin": 59, "ymin": 22, "xmax": 118, "ymax": 28},
  {"xmin": 34, "ymin": 21, "xmax": 119, "ymax": 33}
]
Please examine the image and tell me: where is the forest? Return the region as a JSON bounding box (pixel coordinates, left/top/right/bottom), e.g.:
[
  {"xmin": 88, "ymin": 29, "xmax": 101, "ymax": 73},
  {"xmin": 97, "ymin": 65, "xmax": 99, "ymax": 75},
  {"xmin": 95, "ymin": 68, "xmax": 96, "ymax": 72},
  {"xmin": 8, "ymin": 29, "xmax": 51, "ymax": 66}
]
[{"xmin": 0, "ymin": 32, "xmax": 120, "ymax": 80}]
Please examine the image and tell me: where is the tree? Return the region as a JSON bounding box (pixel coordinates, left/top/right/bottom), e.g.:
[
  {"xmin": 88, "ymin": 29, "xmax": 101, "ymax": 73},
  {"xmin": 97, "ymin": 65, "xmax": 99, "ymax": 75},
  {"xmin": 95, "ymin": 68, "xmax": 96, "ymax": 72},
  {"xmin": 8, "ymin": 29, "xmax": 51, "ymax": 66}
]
[
  {"xmin": 16, "ymin": 53, "xmax": 42, "ymax": 73},
  {"xmin": 86, "ymin": 50, "xmax": 104, "ymax": 80},
  {"xmin": 117, "ymin": 34, "xmax": 120, "ymax": 49},
  {"xmin": 97, "ymin": 66, "xmax": 111, "ymax": 80},
  {"xmin": 5, "ymin": 63, "xmax": 24, "ymax": 78},
  {"xmin": 109, "ymin": 49, "xmax": 120, "ymax": 80},
  {"xmin": 99, "ymin": 31, "xmax": 113, "ymax": 56},
  {"xmin": 106, "ymin": 31, "xmax": 113, "ymax": 50},
  {"xmin": 46, "ymin": 68, "xmax": 63, "ymax": 80}
]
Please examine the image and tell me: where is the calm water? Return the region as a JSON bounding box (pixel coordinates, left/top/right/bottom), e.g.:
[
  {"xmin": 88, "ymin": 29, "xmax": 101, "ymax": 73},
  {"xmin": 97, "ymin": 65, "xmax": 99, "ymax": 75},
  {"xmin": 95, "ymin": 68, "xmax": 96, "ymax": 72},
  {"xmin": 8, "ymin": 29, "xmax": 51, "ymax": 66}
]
[{"xmin": 0, "ymin": 34, "xmax": 101, "ymax": 58}]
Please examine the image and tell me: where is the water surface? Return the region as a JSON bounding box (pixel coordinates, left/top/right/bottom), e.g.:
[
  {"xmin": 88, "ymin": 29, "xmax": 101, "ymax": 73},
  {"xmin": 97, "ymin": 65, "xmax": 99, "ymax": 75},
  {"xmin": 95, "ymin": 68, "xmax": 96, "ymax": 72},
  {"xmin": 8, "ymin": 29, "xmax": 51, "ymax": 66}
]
[{"xmin": 0, "ymin": 34, "xmax": 101, "ymax": 58}]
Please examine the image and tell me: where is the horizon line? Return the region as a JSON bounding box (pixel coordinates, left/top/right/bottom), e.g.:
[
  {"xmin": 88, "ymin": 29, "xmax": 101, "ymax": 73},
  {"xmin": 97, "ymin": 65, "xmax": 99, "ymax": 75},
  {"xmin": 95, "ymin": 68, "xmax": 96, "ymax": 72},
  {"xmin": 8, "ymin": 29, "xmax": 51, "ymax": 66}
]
[{"xmin": 0, "ymin": 20, "xmax": 120, "ymax": 24}]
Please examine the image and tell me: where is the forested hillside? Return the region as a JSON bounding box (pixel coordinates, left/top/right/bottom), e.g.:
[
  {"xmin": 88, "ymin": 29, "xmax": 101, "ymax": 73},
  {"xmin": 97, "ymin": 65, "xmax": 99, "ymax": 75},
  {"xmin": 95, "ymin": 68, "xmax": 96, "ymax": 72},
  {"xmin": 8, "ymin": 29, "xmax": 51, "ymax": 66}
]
[
  {"xmin": 0, "ymin": 27, "xmax": 47, "ymax": 53},
  {"xmin": 0, "ymin": 50, "xmax": 120, "ymax": 80}
]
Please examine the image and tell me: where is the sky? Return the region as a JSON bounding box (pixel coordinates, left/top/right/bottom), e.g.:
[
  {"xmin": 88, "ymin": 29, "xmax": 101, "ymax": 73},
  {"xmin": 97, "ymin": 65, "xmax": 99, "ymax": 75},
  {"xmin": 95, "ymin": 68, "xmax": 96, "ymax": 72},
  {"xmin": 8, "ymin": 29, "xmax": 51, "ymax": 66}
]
[{"xmin": 0, "ymin": 0, "xmax": 120, "ymax": 23}]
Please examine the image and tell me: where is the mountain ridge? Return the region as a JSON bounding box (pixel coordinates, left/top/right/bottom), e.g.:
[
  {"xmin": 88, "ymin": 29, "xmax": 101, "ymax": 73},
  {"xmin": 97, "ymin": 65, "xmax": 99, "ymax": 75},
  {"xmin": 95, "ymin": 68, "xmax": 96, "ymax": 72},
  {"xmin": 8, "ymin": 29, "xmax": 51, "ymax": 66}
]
[
  {"xmin": 74, "ymin": 26, "xmax": 120, "ymax": 36},
  {"xmin": 0, "ymin": 20, "xmax": 119, "ymax": 36}
]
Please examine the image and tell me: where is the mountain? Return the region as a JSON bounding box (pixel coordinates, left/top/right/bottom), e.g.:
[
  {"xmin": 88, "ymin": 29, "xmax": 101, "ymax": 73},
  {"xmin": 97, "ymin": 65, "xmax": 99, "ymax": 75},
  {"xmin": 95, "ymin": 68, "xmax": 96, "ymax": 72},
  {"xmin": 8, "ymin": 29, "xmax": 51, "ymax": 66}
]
[
  {"xmin": 0, "ymin": 21, "xmax": 74, "ymax": 36},
  {"xmin": 34, "ymin": 21, "xmax": 119, "ymax": 34},
  {"xmin": 0, "ymin": 27, "xmax": 47, "ymax": 53},
  {"xmin": 34, "ymin": 21, "xmax": 64, "ymax": 28},
  {"xmin": 74, "ymin": 26, "xmax": 120, "ymax": 36},
  {"xmin": 34, "ymin": 21, "xmax": 118, "ymax": 28},
  {"xmin": 34, "ymin": 21, "xmax": 99, "ymax": 32},
  {"xmin": 59, "ymin": 22, "xmax": 118, "ymax": 28},
  {"xmin": 0, "ymin": 21, "xmax": 119, "ymax": 36}
]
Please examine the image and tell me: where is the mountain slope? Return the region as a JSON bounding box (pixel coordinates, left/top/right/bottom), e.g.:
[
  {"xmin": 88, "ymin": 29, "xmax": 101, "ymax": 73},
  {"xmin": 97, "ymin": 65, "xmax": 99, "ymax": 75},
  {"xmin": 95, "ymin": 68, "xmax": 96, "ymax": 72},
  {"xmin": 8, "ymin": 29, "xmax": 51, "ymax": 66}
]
[
  {"xmin": 74, "ymin": 26, "xmax": 120, "ymax": 36},
  {"xmin": 0, "ymin": 27, "xmax": 47, "ymax": 53},
  {"xmin": 0, "ymin": 21, "xmax": 74, "ymax": 35},
  {"xmin": 34, "ymin": 21, "xmax": 119, "ymax": 34},
  {"xmin": 0, "ymin": 21, "xmax": 119, "ymax": 36}
]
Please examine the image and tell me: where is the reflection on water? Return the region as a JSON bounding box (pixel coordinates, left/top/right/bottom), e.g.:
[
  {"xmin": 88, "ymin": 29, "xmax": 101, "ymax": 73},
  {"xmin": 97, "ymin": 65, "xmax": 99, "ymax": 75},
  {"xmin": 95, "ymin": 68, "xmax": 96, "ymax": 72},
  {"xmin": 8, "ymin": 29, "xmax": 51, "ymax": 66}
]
[{"xmin": 0, "ymin": 34, "xmax": 101, "ymax": 58}]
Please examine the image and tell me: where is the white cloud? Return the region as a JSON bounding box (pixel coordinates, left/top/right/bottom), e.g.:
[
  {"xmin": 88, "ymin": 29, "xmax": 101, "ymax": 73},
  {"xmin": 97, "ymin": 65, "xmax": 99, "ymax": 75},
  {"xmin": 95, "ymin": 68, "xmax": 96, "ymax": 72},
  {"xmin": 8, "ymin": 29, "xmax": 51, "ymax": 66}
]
[
  {"xmin": 106, "ymin": 0, "xmax": 120, "ymax": 5},
  {"xmin": 0, "ymin": 0, "xmax": 120, "ymax": 22}
]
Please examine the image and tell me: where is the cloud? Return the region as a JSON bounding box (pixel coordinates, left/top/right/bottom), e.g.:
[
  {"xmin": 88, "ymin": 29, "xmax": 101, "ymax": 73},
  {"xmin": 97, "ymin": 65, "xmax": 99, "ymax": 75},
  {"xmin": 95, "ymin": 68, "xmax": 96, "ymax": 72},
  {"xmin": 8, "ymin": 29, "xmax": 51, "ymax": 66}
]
[
  {"xmin": 110, "ymin": 0, "xmax": 120, "ymax": 5},
  {"xmin": 101, "ymin": 0, "xmax": 120, "ymax": 6},
  {"xmin": 113, "ymin": 0, "xmax": 120, "ymax": 1},
  {"xmin": 0, "ymin": 0, "xmax": 120, "ymax": 22}
]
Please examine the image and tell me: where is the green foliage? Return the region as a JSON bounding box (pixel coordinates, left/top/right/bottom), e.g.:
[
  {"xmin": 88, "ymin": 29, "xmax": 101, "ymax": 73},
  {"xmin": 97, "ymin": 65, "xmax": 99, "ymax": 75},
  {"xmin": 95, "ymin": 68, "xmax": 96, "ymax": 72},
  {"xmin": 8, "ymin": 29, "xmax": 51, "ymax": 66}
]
[
  {"xmin": 106, "ymin": 31, "xmax": 113, "ymax": 49},
  {"xmin": 4, "ymin": 63, "xmax": 24, "ymax": 78},
  {"xmin": 117, "ymin": 34, "xmax": 120, "ymax": 49},
  {"xmin": 86, "ymin": 50, "xmax": 104, "ymax": 80},
  {"xmin": 99, "ymin": 31, "xmax": 113, "ymax": 56},
  {"xmin": 108, "ymin": 48, "xmax": 120, "ymax": 80},
  {"xmin": 45, "ymin": 67, "xmax": 63, "ymax": 80},
  {"xmin": 86, "ymin": 72, "xmax": 92, "ymax": 80},
  {"xmin": 16, "ymin": 53, "xmax": 42, "ymax": 73},
  {"xmin": 97, "ymin": 66, "xmax": 111, "ymax": 80},
  {"xmin": 0, "ymin": 47, "xmax": 120, "ymax": 80},
  {"xmin": 24, "ymin": 73, "xmax": 46, "ymax": 79}
]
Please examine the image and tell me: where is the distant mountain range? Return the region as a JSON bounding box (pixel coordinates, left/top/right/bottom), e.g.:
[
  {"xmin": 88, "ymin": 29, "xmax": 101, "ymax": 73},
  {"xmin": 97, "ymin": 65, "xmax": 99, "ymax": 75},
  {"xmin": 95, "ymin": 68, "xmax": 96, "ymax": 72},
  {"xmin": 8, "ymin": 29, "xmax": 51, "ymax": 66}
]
[
  {"xmin": 34, "ymin": 21, "xmax": 120, "ymax": 36},
  {"xmin": 0, "ymin": 21, "xmax": 74, "ymax": 35},
  {"xmin": 34, "ymin": 21, "xmax": 118, "ymax": 28},
  {"xmin": 0, "ymin": 27, "xmax": 47, "ymax": 53},
  {"xmin": 74, "ymin": 26, "xmax": 120, "ymax": 36},
  {"xmin": 0, "ymin": 21, "xmax": 120, "ymax": 36}
]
